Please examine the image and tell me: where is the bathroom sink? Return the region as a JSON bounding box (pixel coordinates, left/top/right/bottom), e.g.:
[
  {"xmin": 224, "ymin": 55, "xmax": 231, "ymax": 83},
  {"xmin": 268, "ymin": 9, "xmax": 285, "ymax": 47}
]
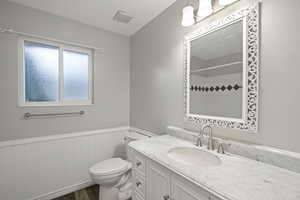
[{"xmin": 167, "ymin": 147, "xmax": 221, "ymax": 167}]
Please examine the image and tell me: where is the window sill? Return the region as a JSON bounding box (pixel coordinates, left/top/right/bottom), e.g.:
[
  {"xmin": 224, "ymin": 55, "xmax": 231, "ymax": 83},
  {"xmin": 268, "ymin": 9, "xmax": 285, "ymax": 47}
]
[{"xmin": 18, "ymin": 101, "xmax": 93, "ymax": 107}]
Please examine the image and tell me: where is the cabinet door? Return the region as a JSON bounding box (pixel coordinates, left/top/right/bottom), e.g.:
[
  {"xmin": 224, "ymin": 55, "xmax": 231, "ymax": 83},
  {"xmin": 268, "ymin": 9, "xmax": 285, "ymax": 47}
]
[
  {"xmin": 147, "ymin": 161, "xmax": 171, "ymax": 200},
  {"xmin": 171, "ymin": 175, "xmax": 210, "ymax": 200}
]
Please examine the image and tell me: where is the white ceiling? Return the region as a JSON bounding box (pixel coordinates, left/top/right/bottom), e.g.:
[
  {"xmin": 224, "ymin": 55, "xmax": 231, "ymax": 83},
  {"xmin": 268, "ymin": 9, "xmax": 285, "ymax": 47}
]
[{"xmin": 7, "ymin": 0, "xmax": 176, "ymax": 36}]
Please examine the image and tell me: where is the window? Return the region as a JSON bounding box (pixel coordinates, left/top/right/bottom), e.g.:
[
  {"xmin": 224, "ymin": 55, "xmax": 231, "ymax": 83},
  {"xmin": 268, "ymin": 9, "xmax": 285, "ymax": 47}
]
[{"xmin": 19, "ymin": 38, "xmax": 93, "ymax": 106}]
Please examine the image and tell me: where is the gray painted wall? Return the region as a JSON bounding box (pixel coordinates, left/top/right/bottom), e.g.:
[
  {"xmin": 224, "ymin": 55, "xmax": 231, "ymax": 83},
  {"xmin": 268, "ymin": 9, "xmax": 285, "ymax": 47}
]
[
  {"xmin": 0, "ymin": 1, "xmax": 130, "ymax": 141},
  {"xmin": 130, "ymin": 0, "xmax": 300, "ymax": 153}
]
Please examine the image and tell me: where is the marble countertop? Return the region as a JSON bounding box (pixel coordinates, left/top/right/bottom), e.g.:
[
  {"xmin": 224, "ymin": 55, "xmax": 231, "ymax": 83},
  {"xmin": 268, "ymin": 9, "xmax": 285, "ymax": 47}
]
[{"xmin": 129, "ymin": 135, "xmax": 300, "ymax": 200}]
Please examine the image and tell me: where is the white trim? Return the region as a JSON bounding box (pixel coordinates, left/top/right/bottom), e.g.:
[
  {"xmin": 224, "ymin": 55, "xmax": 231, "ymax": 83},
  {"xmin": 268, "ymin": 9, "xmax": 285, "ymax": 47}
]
[
  {"xmin": 18, "ymin": 37, "xmax": 94, "ymax": 107},
  {"xmin": 18, "ymin": 36, "xmax": 25, "ymax": 107},
  {"xmin": 188, "ymin": 113, "xmax": 245, "ymax": 123},
  {"xmin": 29, "ymin": 180, "xmax": 93, "ymax": 200},
  {"xmin": 20, "ymin": 102, "xmax": 94, "ymax": 107},
  {"xmin": 241, "ymin": 16, "xmax": 248, "ymax": 123},
  {"xmin": 0, "ymin": 126, "xmax": 130, "ymax": 149},
  {"xmin": 0, "ymin": 27, "xmax": 103, "ymax": 52},
  {"xmin": 59, "ymin": 43, "xmax": 64, "ymax": 103},
  {"xmin": 0, "ymin": 126, "xmax": 157, "ymax": 149}
]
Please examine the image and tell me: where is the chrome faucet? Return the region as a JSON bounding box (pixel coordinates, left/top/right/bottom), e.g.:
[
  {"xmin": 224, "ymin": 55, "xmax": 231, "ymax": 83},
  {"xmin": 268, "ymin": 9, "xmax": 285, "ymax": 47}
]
[
  {"xmin": 195, "ymin": 130, "xmax": 203, "ymax": 147},
  {"xmin": 201, "ymin": 124, "xmax": 214, "ymax": 150}
]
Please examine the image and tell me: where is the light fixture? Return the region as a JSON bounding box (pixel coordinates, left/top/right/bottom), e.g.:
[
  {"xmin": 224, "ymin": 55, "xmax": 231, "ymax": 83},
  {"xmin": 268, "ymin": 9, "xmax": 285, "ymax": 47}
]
[
  {"xmin": 182, "ymin": 0, "xmax": 238, "ymax": 27},
  {"xmin": 219, "ymin": 0, "xmax": 238, "ymax": 6},
  {"xmin": 181, "ymin": 5, "xmax": 195, "ymax": 27},
  {"xmin": 197, "ymin": 0, "xmax": 213, "ymax": 18}
]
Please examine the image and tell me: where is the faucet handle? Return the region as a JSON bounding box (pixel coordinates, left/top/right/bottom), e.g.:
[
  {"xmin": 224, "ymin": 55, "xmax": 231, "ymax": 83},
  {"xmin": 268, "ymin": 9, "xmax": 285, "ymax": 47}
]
[
  {"xmin": 195, "ymin": 135, "xmax": 202, "ymax": 147},
  {"xmin": 217, "ymin": 143, "xmax": 225, "ymax": 154}
]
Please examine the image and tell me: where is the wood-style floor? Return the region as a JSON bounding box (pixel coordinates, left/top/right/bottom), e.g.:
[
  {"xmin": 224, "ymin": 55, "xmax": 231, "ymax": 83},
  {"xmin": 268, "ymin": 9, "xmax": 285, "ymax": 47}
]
[{"xmin": 52, "ymin": 185, "xmax": 99, "ymax": 200}]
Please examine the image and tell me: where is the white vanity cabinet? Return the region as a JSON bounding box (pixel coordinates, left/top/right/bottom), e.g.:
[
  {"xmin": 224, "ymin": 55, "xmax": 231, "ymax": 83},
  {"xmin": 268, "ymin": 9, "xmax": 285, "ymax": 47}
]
[
  {"xmin": 171, "ymin": 174, "xmax": 210, "ymax": 200},
  {"xmin": 129, "ymin": 148, "xmax": 223, "ymax": 200},
  {"xmin": 147, "ymin": 160, "xmax": 171, "ymax": 200}
]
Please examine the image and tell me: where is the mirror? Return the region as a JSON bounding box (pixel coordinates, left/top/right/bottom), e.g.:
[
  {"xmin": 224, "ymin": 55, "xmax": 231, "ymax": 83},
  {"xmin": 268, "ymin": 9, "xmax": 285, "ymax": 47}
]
[
  {"xmin": 184, "ymin": 4, "xmax": 259, "ymax": 132},
  {"xmin": 190, "ymin": 20, "xmax": 243, "ymax": 119}
]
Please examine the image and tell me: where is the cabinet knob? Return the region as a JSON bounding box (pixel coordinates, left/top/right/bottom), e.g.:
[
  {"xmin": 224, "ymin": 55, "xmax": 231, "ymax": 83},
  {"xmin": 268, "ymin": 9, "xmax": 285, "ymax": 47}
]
[
  {"xmin": 163, "ymin": 195, "xmax": 170, "ymax": 200},
  {"xmin": 136, "ymin": 181, "xmax": 142, "ymax": 187},
  {"xmin": 136, "ymin": 161, "xmax": 142, "ymax": 167}
]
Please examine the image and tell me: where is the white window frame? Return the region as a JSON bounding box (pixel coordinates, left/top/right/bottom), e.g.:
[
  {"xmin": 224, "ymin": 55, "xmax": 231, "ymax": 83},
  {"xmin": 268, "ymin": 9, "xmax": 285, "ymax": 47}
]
[{"xmin": 18, "ymin": 37, "xmax": 94, "ymax": 107}]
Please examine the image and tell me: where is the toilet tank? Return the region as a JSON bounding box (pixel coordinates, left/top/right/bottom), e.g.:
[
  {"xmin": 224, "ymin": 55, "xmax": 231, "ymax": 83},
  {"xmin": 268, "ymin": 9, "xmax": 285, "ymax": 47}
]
[
  {"xmin": 124, "ymin": 131, "xmax": 150, "ymax": 161},
  {"xmin": 124, "ymin": 131, "xmax": 150, "ymax": 144}
]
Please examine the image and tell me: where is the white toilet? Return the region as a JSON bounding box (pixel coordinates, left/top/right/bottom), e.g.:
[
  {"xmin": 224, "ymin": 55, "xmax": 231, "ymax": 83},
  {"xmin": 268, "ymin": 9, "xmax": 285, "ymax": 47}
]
[
  {"xmin": 89, "ymin": 158, "xmax": 132, "ymax": 200},
  {"xmin": 89, "ymin": 132, "xmax": 149, "ymax": 200}
]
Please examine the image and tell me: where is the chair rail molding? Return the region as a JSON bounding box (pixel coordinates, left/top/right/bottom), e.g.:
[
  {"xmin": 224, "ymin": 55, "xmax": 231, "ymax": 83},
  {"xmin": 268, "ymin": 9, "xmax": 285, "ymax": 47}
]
[{"xmin": 0, "ymin": 126, "xmax": 130, "ymax": 148}]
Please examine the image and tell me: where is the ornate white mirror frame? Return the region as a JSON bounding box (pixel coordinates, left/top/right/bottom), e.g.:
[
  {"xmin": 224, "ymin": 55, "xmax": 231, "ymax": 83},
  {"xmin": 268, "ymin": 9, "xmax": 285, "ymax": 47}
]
[{"xmin": 184, "ymin": 3, "xmax": 260, "ymax": 132}]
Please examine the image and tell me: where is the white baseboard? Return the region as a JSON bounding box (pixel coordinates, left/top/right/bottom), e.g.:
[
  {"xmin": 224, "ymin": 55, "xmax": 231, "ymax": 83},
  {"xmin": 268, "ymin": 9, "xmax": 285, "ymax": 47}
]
[{"xmin": 30, "ymin": 180, "xmax": 94, "ymax": 200}]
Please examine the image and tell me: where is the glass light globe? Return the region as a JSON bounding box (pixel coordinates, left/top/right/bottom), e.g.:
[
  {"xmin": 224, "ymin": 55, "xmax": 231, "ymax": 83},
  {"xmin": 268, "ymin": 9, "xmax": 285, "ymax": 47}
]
[
  {"xmin": 197, "ymin": 0, "xmax": 213, "ymax": 18},
  {"xmin": 182, "ymin": 5, "xmax": 195, "ymax": 27}
]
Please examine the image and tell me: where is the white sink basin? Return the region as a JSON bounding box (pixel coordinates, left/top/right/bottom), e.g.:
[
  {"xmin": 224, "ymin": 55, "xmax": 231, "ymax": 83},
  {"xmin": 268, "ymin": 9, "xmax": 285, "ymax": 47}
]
[{"xmin": 167, "ymin": 147, "xmax": 221, "ymax": 167}]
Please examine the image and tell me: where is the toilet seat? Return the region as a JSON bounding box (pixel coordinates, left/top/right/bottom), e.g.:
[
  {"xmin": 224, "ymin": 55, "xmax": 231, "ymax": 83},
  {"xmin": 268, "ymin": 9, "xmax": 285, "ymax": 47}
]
[{"xmin": 90, "ymin": 158, "xmax": 131, "ymax": 176}]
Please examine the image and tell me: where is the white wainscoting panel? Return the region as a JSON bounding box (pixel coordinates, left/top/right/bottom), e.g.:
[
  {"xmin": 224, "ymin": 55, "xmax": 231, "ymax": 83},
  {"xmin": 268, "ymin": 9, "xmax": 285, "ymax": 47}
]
[{"xmin": 0, "ymin": 127, "xmax": 129, "ymax": 200}]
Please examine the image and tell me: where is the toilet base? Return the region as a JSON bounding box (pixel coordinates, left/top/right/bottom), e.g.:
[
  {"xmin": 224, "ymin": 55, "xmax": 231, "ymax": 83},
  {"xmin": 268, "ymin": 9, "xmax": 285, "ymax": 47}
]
[
  {"xmin": 98, "ymin": 182, "xmax": 132, "ymax": 200},
  {"xmin": 99, "ymin": 186, "xmax": 118, "ymax": 200},
  {"xmin": 118, "ymin": 182, "xmax": 132, "ymax": 200}
]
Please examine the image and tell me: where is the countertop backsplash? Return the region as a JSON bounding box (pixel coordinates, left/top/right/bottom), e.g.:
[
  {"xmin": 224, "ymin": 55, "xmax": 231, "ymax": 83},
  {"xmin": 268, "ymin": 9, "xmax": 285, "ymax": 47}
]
[{"xmin": 166, "ymin": 126, "xmax": 300, "ymax": 174}]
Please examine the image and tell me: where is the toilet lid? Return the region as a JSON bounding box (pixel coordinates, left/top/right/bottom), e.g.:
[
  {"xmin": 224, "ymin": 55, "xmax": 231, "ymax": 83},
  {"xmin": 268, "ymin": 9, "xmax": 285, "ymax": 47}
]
[{"xmin": 90, "ymin": 158, "xmax": 130, "ymax": 176}]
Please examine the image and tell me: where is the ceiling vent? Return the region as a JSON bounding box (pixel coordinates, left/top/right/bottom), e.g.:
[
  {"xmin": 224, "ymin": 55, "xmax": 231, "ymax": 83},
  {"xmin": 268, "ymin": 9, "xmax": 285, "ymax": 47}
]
[{"xmin": 113, "ymin": 10, "xmax": 133, "ymax": 24}]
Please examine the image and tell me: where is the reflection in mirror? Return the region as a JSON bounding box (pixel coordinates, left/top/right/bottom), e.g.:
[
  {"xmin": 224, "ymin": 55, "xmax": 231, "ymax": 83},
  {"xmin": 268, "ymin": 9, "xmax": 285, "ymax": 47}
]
[{"xmin": 189, "ymin": 20, "xmax": 243, "ymax": 119}]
